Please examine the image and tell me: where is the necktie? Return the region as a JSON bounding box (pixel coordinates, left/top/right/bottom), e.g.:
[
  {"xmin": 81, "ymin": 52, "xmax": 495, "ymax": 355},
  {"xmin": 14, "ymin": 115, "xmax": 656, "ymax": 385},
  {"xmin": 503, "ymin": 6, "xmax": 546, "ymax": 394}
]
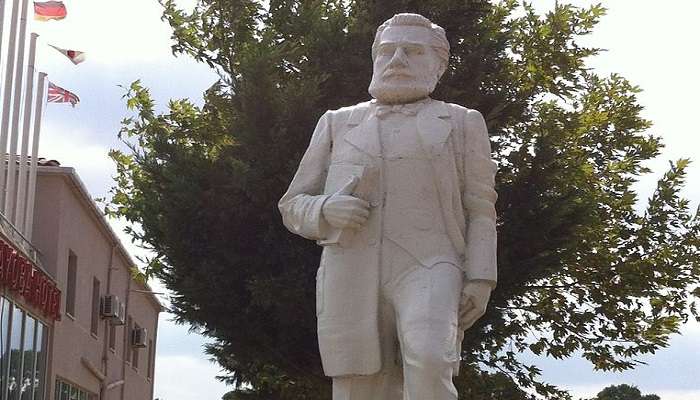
[{"xmin": 375, "ymin": 102, "xmax": 424, "ymax": 118}]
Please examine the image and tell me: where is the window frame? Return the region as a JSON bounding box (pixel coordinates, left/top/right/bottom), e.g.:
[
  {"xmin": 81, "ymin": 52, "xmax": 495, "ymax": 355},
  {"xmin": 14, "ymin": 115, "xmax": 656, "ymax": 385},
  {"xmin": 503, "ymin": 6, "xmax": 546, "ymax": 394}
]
[
  {"xmin": 1, "ymin": 298, "xmax": 50, "ymax": 400},
  {"xmin": 54, "ymin": 378, "xmax": 95, "ymax": 400},
  {"xmin": 125, "ymin": 316, "xmax": 132, "ymax": 364},
  {"xmin": 65, "ymin": 251, "xmax": 78, "ymax": 318},
  {"xmin": 90, "ymin": 277, "xmax": 100, "ymax": 336},
  {"xmin": 132, "ymin": 323, "xmax": 140, "ymax": 370}
]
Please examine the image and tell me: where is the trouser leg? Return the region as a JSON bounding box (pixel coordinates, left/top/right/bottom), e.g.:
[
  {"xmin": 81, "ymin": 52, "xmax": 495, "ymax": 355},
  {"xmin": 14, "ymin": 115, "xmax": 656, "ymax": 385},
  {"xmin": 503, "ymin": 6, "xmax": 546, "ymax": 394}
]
[
  {"xmin": 391, "ymin": 262, "xmax": 463, "ymax": 400},
  {"xmin": 331, "ymin": 285, "xmax": 403, "ymax": 400},
  {"xmin": 332, "ymin": 368, "xmax": 402, "ymax": 400}
]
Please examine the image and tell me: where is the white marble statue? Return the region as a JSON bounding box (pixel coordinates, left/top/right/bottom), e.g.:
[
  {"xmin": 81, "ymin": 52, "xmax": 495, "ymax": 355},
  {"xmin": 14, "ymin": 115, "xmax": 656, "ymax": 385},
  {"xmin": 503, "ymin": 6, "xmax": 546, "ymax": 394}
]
[{"xmin": 279, "ymin": 13, "xmax": 498, "ymax": 400}]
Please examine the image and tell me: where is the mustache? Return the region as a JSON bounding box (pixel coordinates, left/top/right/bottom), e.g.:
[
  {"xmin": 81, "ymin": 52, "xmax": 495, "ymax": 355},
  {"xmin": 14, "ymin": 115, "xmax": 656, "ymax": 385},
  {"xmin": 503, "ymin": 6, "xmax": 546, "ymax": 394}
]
[{"xmin": 382, "ymin": 68, "xmax": 413, "ymax": 78}]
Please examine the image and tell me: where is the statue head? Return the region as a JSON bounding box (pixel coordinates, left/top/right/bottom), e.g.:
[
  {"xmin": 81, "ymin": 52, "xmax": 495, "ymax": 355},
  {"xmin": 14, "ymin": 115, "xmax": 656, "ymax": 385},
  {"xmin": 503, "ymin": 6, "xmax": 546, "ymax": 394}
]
[{"xmin": 368, "ymin": 13, "xmax": 450, "ymax": 104}]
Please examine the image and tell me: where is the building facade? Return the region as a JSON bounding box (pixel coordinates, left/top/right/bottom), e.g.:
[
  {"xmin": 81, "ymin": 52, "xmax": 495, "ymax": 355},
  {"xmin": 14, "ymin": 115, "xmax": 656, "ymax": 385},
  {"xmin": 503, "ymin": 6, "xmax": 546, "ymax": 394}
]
[{"xmin": 0, "ymin": 161, "xmax": 161, "ymax": 400}]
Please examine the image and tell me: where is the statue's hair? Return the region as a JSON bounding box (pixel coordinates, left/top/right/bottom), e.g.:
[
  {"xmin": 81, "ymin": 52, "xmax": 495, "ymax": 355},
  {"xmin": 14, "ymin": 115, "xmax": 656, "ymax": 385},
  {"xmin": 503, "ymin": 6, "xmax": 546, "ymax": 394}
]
[{"xmin": 371, "ymin": 13, "xmax": 450, "ymax": 70}]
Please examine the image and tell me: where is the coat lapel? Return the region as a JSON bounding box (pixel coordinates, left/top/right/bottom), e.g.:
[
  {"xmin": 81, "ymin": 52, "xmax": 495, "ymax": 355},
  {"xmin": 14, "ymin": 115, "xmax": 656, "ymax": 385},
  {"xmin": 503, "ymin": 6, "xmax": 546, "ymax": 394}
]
[
  {"xmin": 417, "ymin": 100, "xmax": 466, "ymax": 258},
  {"xmin": 344, "ymin": 100, "xmax": 452, "ymax": 159},
  {"xmin": 344, "ymin": 103, "xmax": 380, "ymax": 158},
  {"xmin": 416, "ymin": 100, "xmax": 452, "ymax": 158}
]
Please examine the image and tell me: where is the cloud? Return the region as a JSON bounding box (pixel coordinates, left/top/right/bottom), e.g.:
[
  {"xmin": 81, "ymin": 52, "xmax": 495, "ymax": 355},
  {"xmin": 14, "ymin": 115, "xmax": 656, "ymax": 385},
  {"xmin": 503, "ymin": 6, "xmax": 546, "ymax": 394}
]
[
  {"xmin": 154, "ymin": 355, "xmax": 231, "ymax": 400},
  {"xmin": 567, "ymin": 385, "xmax": 700, "ymax": 400},
  {"xmin": 32, "ymin": 0, "xmax": 176, "ymax": 67},
  {"xmin": 526, "ymin": 319, "xmax": 700, "ymax": 393},
  {"xmin": 30, "ymin": 0, "xmax": 221, "ymax": 69},
  {"xmin": 652, "ymin": 390, "xmax": 700, "ymax": 400},
  {"xmin": 38, "ymin": 122, "xmax": 116, "ymax": 197},
  {"xmin": 156, "ymin": 313, "xmax": 214, "ymax": 358}
]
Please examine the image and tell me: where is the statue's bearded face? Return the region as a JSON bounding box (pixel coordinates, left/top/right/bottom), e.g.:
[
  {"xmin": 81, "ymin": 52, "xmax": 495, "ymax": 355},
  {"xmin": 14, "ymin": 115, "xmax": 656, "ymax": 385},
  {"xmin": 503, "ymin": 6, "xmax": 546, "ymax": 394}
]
[{"xmin": 368, "ymin": 25, "xmax": 444, "ymax": 104}]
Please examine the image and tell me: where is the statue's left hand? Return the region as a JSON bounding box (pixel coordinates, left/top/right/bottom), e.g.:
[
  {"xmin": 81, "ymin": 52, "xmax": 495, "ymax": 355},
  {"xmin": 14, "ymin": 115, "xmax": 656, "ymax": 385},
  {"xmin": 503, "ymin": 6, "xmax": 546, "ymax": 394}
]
[{"xmin": 459, "ymin": 280, "xmax": 492, "ymax": 330}]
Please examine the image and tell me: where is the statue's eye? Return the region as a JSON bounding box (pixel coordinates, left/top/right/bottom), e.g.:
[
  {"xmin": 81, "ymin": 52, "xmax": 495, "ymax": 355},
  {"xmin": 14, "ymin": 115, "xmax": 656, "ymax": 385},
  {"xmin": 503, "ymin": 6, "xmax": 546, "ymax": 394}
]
[
  {"xmin": 379, "ymin": 46, "xmax": 394, "ymax": 56},
  {"xmin": 406, "ymin": 46, "xmax": 425, "ymax": 56}
]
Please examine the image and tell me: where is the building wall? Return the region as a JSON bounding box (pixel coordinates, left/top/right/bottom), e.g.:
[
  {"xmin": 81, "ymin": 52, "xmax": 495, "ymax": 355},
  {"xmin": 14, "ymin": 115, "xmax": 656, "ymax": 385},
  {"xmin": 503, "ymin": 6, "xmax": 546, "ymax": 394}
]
[
  {"xmin": 103, "ymin": 255, "xmax": 128, "ymax": 400},
  {"xmin": 30, "ymin": 175, "xmax": 62, "ymax": 279},
  {"xmin": 32, "ymin": 170, "xmax": 160, "ymax": 400},
  {"xmin": 104, "ymin": 256, "xmax": 159, "ymax": 400},
  {"xmin": 50, "ymin": 173, "xmax": 108, "ymax": 397},
  {"xmin": 121, "ymin": 286, "xmax": 159, "ymax": 400}
]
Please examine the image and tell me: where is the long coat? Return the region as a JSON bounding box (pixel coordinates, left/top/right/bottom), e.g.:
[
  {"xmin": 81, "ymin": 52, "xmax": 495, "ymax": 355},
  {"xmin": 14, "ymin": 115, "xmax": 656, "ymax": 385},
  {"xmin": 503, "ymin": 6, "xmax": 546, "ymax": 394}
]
[{"xmin": 278, "ymin": 99, "xmax": 498, "ymax": 377}]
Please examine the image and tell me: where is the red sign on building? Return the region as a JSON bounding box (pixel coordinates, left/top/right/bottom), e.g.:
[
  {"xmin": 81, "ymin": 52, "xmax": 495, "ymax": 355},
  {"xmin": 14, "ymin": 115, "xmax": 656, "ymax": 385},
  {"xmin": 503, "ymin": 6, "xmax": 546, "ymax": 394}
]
[{"xmin": 0, "ymin": 238, "xmax": 61, "ymax": 320}]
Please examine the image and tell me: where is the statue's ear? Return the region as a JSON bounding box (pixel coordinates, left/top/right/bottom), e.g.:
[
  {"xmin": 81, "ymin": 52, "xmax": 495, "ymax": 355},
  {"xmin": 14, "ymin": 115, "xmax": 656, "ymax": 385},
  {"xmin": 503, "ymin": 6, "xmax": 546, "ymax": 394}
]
[{"xmin": 437, "ymin": 62, "xmax": 447, "ymax": 80}]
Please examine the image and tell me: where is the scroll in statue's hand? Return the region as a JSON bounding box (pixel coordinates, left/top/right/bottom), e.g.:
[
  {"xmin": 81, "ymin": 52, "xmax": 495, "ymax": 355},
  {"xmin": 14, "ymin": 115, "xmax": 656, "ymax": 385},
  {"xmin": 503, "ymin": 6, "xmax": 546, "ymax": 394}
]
[
  {"xmin": 459, "ymin": 280, "xmax": 492, "ymax": 330},
  {"xmin": 322, "ymin": 176, "xmax": 371, "ymax": 230}
]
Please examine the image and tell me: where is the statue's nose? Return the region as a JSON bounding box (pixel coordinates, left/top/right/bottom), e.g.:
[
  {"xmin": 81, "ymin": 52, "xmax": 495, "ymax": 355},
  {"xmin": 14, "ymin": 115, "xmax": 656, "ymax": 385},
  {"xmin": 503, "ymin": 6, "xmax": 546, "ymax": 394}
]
[{"xmin": 387, "ymin": 46, "xmax": 408, "ymax": 68}]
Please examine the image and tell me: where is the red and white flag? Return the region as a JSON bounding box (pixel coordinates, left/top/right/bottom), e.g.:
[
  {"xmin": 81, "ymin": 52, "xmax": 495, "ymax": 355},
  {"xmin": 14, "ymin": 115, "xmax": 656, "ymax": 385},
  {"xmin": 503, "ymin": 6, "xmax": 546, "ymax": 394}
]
[
  {"xmin": 48, "ymin": 82, "xmax": 80, "ymax": 107},
  {"xmin": 48, "ymin": 44, "xmax": 86, "ymax": 65},
  {"xmin": 34, "ymin": 1, "xmax": 67, "ymax": 21}
]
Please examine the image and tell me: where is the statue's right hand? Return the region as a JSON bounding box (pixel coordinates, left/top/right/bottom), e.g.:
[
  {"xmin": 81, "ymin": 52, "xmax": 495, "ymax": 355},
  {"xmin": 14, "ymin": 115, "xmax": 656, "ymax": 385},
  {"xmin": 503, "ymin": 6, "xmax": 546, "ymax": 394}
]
[{"xmin": 322, "ymin": 177, "xmax": 370, "ymax": 230}]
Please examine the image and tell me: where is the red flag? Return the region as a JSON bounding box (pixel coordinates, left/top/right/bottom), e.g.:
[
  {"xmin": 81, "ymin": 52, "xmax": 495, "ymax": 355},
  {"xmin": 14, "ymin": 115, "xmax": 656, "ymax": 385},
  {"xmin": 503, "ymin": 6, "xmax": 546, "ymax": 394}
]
[
  {"xmin": 34, "ymin": 1, "xmax": 67, "ymax": 21},
  {"xmin": 47, "ymin": 82, "xmax": 80, "ymax": 107},
  {"xmin": 48, "ymin": 44, "xmax": 86, "ymax": 65}
]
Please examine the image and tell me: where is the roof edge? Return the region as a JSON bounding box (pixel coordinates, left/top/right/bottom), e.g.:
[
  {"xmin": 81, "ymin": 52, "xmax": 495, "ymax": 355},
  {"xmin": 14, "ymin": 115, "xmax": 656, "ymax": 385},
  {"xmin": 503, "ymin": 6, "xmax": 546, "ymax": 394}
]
[{"xmin": 37, "ymin": 166, "xmax": 164, "ymax": 312}]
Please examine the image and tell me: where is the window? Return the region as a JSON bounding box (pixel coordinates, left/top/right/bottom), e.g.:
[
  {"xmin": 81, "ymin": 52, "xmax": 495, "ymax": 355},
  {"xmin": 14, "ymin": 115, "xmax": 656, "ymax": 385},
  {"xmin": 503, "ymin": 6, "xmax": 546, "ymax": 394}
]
[
  {"xmin": 133, "ymin": 346, "xmax": 139, "ymax": 370},
  {"xmin": 90, "ymin": 278, "xmax": 100, "ymax": 336},
  {"xmin": 20, "ymin": 315, "xmax": 36, "ymax": 400},
  {"xmin": 55, "ymin": 380, "xmax": 68, "ymax": 400},
  {"xmin": 33, "ymin": 324, "xmax": 48, "ymax": 400},
  {"xmin": 66, "ymin": 251, "xmax": 77, "ymax": 317},
  {"xmin": 125, "ymin": 316, "xmax": 132, "ymax": 364},
  {"xmin": 0, "ymin": 298, "xmax": 10, "ymax": 397},
  {"xmin": 132, "ymin": 324, "xmax": 140, "ymax": 370},
  {"xmin": 8, "ymin": 305, "xmax": 24, "ymax": 400},
  {"xmin": 54, "ymin": 379, "xmax": 95, "ymax": 400},
  {"xmin": 147, "ymin": 339, "xmax": 154, "ymax": 379},
  {"xmin": 0, "ymin": 299, "xmax": 49, "ymax": 400},
  {"xmin": 109, "ymin": 324, "xmax": 116, "ymax": 351}
]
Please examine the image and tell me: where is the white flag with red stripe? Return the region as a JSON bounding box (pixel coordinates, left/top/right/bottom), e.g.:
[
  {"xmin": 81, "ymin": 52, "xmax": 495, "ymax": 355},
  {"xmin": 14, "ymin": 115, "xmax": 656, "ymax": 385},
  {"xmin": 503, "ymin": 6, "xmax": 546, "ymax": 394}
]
[
  {"xmin": 34, "ymin": 1, "xmax": 67, "ymax": 21},
  {"xmin": 48, "ymin": 44, "xmax": 85, "ymax": 64},
  {"xmin": 48, "ymin": 82, "xmax": 80, "ymax": 107}
]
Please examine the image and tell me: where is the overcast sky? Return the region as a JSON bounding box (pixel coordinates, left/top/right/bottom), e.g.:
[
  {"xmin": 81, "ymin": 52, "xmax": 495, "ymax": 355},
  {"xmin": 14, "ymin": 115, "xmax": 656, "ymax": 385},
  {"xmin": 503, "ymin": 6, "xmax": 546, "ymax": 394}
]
[{"xmin": 12, "ymin": 0, "xmax": 700, "ymax": 399}]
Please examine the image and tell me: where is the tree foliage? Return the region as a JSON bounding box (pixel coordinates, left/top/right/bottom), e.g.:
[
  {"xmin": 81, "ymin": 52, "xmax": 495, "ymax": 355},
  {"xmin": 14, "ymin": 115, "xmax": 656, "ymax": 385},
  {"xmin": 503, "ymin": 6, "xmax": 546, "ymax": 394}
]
[
  {"xmin": 588, "ymin": 384, "xmax": 660, "ymax": 400},
  {"xmin": 106, "ymin": 0, "xmax": 700, "ymax": 398}
]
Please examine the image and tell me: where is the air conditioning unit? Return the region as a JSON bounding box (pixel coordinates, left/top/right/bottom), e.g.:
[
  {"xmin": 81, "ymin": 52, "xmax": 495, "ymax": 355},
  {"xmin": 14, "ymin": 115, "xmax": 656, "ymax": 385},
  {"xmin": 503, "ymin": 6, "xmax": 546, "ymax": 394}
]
[
  {"xmin": 114, "ymin": 302, "xmax": 126, "ymax": 326},
  {"xmin": 131, "ymin": 327, "xmax": 147, "ymax": 348},
  {"xmin": 100, "ymin": 295, "xmax": 120, "ymax": 318}
]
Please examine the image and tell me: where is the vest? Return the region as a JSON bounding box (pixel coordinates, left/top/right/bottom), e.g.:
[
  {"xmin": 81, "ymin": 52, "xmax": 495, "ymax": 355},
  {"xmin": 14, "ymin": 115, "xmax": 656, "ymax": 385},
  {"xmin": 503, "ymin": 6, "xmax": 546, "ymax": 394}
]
[{"xmin": 378, "ymin": 110, "xmax": 459, "ymax": 268}]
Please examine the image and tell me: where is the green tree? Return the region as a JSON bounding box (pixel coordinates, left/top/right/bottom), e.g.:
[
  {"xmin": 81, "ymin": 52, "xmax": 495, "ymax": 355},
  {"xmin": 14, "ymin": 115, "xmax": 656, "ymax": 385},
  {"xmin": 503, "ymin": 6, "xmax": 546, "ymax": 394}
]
[
  {"xmin": 107, "ymin": 1, "xmax": 700, "ymax": 398},
  {"xmin": 590, "ymin": 384, "xmax": 660, "ymax": 400}
]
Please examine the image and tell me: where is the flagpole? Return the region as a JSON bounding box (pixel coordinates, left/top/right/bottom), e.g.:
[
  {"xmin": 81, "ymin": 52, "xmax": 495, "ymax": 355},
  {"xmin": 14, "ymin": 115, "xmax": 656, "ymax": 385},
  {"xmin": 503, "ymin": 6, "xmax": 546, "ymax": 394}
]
[
  {"xmin": 14, "ymin": 32, "xmax": 37, "ymax": 232},
  {"xmin": 0, "ymin": 0, "xmax": 7, "ymax": 67},
  {"xmin": 5, "ymin": 0, "xmax": 30, "ymax": 219},
  {"xmin": 0, "ymin": 0, "xmax": 7, "ymax": 82},
  {"xmin": 0, "ymin": 0, "xmax": 7, "ymax": 132},
  {"xmin": 24, "ymin": 71, "xmax": 45, "ymax": 239},
  {"xmin": 0, "ymin": 0, "xmax": 25, "ymax": 213}
]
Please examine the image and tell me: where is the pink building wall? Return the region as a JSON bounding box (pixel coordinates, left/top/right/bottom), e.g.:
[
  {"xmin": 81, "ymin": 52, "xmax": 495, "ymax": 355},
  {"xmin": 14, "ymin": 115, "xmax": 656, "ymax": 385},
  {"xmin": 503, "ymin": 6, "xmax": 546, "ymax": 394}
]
[{"xmin": 32, "ymin": 167, "xmax": 161, "ymax": 400}]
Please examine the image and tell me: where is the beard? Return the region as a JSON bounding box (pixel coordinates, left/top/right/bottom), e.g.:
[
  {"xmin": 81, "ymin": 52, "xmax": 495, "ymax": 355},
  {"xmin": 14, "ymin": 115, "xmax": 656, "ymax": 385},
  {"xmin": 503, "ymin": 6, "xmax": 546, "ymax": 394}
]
[{"xmin": 368, "ymin": 72, "xmax": 438, "ymax": 104}]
